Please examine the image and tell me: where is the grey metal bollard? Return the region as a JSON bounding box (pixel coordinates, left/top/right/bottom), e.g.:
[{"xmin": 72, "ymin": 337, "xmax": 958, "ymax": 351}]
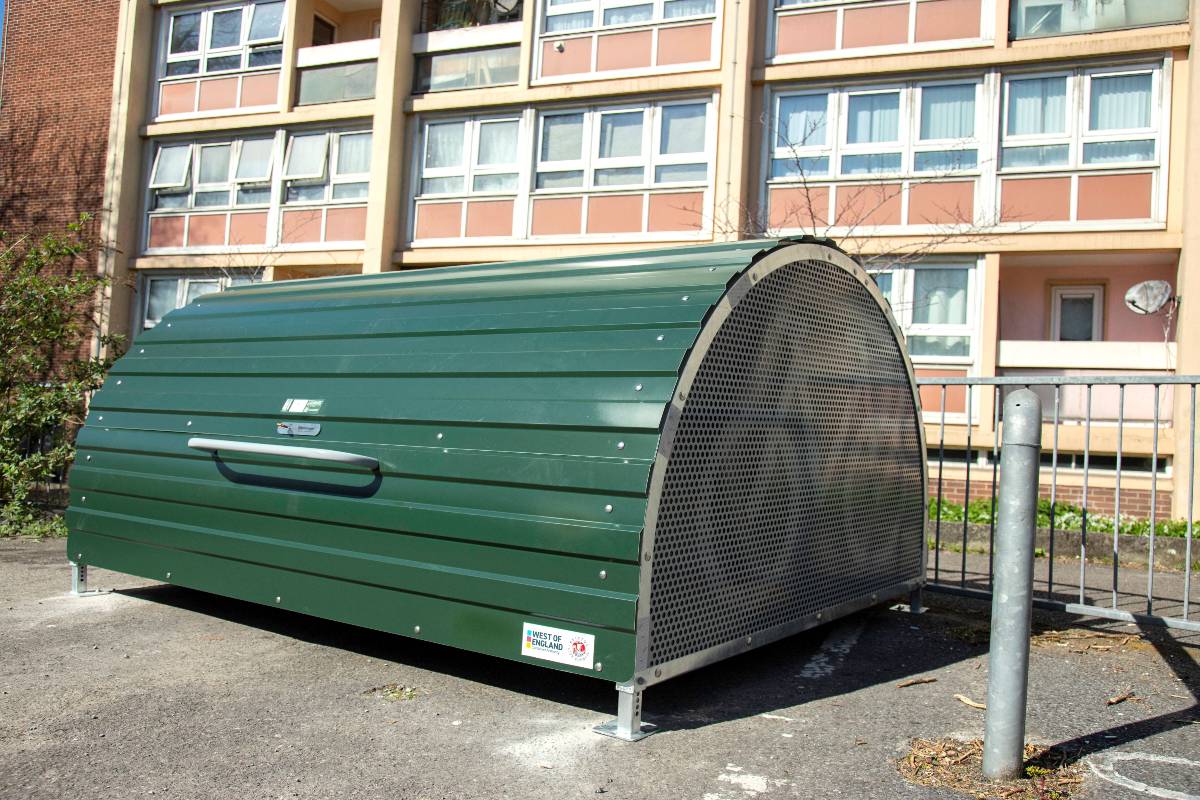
[{"xmin": 983, "ymin": 389, "xmax": 1042, "ymax": 781}]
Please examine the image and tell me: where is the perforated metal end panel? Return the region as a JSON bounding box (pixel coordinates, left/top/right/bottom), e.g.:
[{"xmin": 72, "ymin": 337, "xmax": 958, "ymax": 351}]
[{"xmin": 645, "ymin": 256, "xmax": 925, "ymax": 668}]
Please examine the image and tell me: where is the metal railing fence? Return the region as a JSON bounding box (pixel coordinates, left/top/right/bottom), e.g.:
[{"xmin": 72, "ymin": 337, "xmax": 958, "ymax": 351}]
[{"xmin": 916, "ymin": 375, "xmax": 1198, "ymax": 633}]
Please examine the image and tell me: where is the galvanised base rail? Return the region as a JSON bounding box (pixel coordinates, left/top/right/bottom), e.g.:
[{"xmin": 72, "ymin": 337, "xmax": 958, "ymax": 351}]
[{"xmin": 915, "ymin": 375, "xmax": 1199, "ymax": 633}]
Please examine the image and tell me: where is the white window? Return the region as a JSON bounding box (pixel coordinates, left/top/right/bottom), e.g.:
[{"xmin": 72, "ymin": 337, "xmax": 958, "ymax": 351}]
[
  {"xmin": 149, "ymin": 136, "xmax": 278, "ymax": 210},
  {"xmin": 870, "ymin": 264, "xmax": 975, "ymax": 361},
  {"xmin": 1051, "ymin": 285, "xmax": 1103, "ymax": 341},
  {"xmin": 770, "ymin": 80, "xmax": 980, "ymax": 181},
  {"xmin": 142, "ymin": 272, "xmax": 261, "ymax": 331},
  {"xmin": 542, "ymin": 0, "xmax": 716, "ymax": 35},
  {"xmin": 161, "ymin": 1, "xmax": 285, "ymax": 80},
  {"xmin": 1001, "ymin": 64, "xmax": 1161, "ymax": 171},
  {"xmin": 284, "ymin": 130, "xmax": 373, "ymax": 203},
  {"xmin": 534, "ymin": 100, "xmax": 711, "ymax": 191},
  {"xmin": 417, "ymin": 116, "xmax": 522, "ymax": 196}
]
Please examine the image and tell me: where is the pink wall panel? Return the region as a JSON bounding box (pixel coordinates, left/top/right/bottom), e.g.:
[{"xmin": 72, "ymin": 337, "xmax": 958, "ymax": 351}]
[
  {"xmin": 916, "ymin": 368, "xmax": 968, "ymax": 413},
  {"xmin": 586, "ymin": 194, "xmax": 644, "ymax": 234},
  {"xmin": 530, "ymin": 197, "xmax": 583, "ymax": 236},
  {"xmin": 768, "ymin": 186, "xmax": 829, "ymax": 230},
  {"xmin": 239, "ymin": 71, "xmax": 279, "ymax": 107},
  {"xmin": 465, "ymin": 200, "xmax": 515, "ymax": 237},
  {"xmin": 842, "ymin": 4, "xmax": 909, "ymax": 48},
  {"xmin": 197, "ymin": 77, "xmax": 239, "ymax": 112},
  {"xmin": 228, "ymin": 212, "xmax": 268, "ymax": 246},
  {"xmin": 325, "ymin": 206, "xmax": 368, "ymax": 241},
  {"xmin": 914, "ymin": 0, "xmax": 981, "ymax": 42},
  {"xmin": 596, "ymin": 30, "xmax": 653, "ymax": 71},
  {"xmin": 413, "ymin": 202, "xmax": 463, "ymax": 239},
  {"xmin": 908, "ymin": 181, "xmax": 975, "ymax": 225},
  {"xmin": 1076, "ymin": 173, "xmax": 1153, "ymax": 221},
  {"xmin": 147, "ymin": 216, "xmax": 185, "ymax": 248},
  {"xmin": 647, "ymin": 192, "xmax": 703, "ymax": 232},
  {"xmin": 656, "ymin": 23, "xmax": 712, "ymax": 65},
  {"xmin": 835, "ymin": 183, "xmax": 902, "ymax": 226},
  {"xmin": 186, "ymin": 214, "xmax": 226, "ymax": 247},
  {"xmin": 999, "ymin": 262, "xmax": 1179, "ymax": 341},
  {"xmin": 1000, "ymin": 177, "xmax": 1071, "ymax": 222},
  {"xmin": 281, "ymin": 208, "xmax": 325, "ymax": 243},
  {"xmin": 541, "ymin": 37, "xmax": 593, "ymax": 77},
  {"xmin": 774, "ymin": 12, "xmax": 837, "ymax": 56},
  {"xmin": 159, "ymin": 81, "xmax": 196, "ymax": 115}
]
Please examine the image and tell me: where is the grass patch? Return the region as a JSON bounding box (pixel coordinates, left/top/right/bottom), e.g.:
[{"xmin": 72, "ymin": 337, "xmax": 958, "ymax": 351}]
[{"xmin": 898, "ymin": 738, "xmax": 1084, "ymax": 799}]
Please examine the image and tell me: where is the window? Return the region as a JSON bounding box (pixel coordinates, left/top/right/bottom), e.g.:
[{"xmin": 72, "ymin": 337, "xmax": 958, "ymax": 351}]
[
  {"xmin": 414, "ymin": 46, "xmax": 521, "ymax": 93},
  {"xmin": 534, "ymin": 100, "xmax": 710, "ymax": 190},
  {"xmin": 297, "ymin": 61, "xmax": 378, "ymax": 105},
  {"xmin": 142, "ymin": 272, "xmax": 261, "ymax": 331},
  {"xmin": 312, "ymin": 16, "xmax": 336, "ymax": 46},
  {"xmin": 1010, "ymin": 0, "xmax": 1188, "ymax": 39},
  {"xmin": 162, "ymin": 2, "xmax": 285, "ymax": 79},
  {"xmin": 1051, "ymin": 285, "xmax": 1103, "ymax": 341},
  {"xmin": 418, "ymin": 116, "xmax": 521, "ymax": 195},
  {"xmin": 771, "ymin": 80, "xmax": 979, "ymax": 181},
  {"xmin": 870, "ymin": 264, "xmax": 975, "ymax": 360},
  {"xmin": 149, "ymin": 136, "xmax": 278, "ymax": 210},
  {"xmin": 284, "ymin": 130, "xmax": 373, "ymax": 203},
  {"xmin": 543, "ymin": 0, "xmax": 716, "ymax": 34},
  {"xmin": 1001, "ymin": 65, "xmax": 1161, "ymax": 171}
]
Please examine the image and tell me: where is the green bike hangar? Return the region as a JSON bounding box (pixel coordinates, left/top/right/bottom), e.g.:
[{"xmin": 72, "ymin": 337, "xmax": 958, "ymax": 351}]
[{"xmin": 67, "ymin": 237, "xmax": 927, "ymax": 740}]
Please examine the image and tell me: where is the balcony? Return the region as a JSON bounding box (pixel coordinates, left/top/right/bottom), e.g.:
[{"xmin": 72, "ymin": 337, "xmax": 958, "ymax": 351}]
[
  {"xmin": 419, "ymin": 0, "xmax": 523, "ymax": 32},
  {"xmin": 295, "ymin": 39, "xmax": 379, "ymax": 105},
  {"xmin": 1010, "ymin": 0, "xmax": 1188, "ymax": 39}
]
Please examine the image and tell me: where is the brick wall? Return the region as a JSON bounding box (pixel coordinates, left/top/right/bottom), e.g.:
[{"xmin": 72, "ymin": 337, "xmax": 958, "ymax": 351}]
[
  {"xmin": 936, "ymin": 478, "xmax": 1174, "ymax": 519},
  {"xmin": 0, "ymin": 0, "xmax": 119, "ymax": 235}
]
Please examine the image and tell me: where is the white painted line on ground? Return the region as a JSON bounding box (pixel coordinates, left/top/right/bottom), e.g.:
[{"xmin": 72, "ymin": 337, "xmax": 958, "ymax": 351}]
[
  {"xmin": 796, "ymin": 618, "xmax": 866, "ymax": 681},
  {"xmin": 1087, "ymin": 752, "xmax": 1200, "ymax": 799}
]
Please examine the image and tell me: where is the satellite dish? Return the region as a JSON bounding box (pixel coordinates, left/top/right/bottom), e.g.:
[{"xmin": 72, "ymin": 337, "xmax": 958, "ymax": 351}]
[{"xmin": 1124, "ymin": 280, "xmax": 1173, "ymax": 315}]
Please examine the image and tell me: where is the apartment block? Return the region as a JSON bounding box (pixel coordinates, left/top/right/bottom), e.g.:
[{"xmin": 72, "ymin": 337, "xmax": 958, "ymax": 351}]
[{"xmin": 89, "ymin": 0, "xmax": 1199, "ymax": 517}]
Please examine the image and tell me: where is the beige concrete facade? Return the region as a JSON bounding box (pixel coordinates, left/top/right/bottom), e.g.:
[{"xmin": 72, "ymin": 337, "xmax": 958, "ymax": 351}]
[{"xmin": 100, "ymin": 0, "xmax": 1199, "ymax": 516}]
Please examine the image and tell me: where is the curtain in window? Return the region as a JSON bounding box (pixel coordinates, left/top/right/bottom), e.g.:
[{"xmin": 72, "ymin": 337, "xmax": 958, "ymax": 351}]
[
  {"xmin": 604, "ymin": 4, "xmax": 652, "ymax": 25},
  {"xmin": 1058, "ymin": 296, "xmax": 1095, "ymax": 341},
  {"xmin": 1007, "ymin": 77, "xmax": 1066, "ymax": 135},
  {"xmin": 146, "ymin": 280, "xmax": 180, "ymax": 327},
  {"xmin": 285, "ymin": 134, "xmax": 328, "ymax": 177},
  {"xmin": 664, "ymin": 0, "xmax": 716, "ymax": 17},
  {"xmin": 336, "ymin": 133, "xmax": 373, "ymax": 175},
  {"xmin": 236, "ymin": 138, "xmax": 274, "ymax": 181},
  {"xmin": 477, "ymin": 121, "xmax": 518, "ymax": 165},
  {"xmin": 920, "ymin": 85, "xmax": 975, "ymax": 140},
  {"xmin": 660, "ymin": 105, "xmax": 706, "ymax": 154},
  {"xmin": 545, "ymin": 11, "xmax": 593, "ymax": 32},
  {"xmin": 425, "ymin": 123, "xmax": 464, "ymax": 168},
  {"xmin": 198, "ymin": 146, "xmax": 232, "ymax": 184},
  {"xmin": 846, "ymin": 93, "xmax": 899, "ymax": 144},
  {"xmin": 541, "ymin": 114, "xmax": 584, "ymax": 161},
  {"xmin": 912, "ymin": 269, "xmax": 968, "ymax": 325},
  {"xmin": 777, "ymin": 95, "xmax": 827, "ymax": 148},
  {"xmin": 154, "ymin": 145, "xmax": 192, "ymax": 185},
  {"xmin": 1089, "ymin": 74, "xmax": 1151, "ymax": 130},
  {"xmin": 599, "ymin": 112, "xmax": 643, "ymax": 158}
]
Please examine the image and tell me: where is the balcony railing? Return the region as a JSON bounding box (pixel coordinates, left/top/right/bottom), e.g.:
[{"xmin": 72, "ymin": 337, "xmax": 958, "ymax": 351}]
[
  {"xmin": 419, "ymin": 0, "xmax": 523, "ymax": 32},
  {"xmin": 1011, "ymin": 0, "xmax": 1187, "ymax": 39},
  {"xmin": 295, "ymin": 40, "xmax": 379, "ymax": 105}
]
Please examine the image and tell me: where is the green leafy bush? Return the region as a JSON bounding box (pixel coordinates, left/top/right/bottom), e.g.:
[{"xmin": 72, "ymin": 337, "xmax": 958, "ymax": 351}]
[
  {"xmin": 928, "ymin": 496, "xmax": 1191, "ymax": 538},
  {"xmin": 0, "ymin": 220, "xmax": 121, "ymax": 537}
]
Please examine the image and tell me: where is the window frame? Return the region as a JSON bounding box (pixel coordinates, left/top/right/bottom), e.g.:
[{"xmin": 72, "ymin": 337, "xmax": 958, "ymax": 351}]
[
  {"xmin": 149, "ymin": 137, "xmax": 279, "ymax": 211},
  {"xmin": 417, "ymin": 115, "xmax": 525, "ymax": 198},
  {"xmin": 141, "ymin": 271, "xmax": 262, "ymax": 331},
  {"xmin": 1000, "ymin": 62, "xmax": 1163, "ymax": 173},
  {"xmin": 159, "ymin": 1, "xmax": 286, "ymax": 84},
  {"xmin": 541, "ymin": 0, "xmax": 717, "ymax": 37},
  {"xmin": 770, "ymin": 78, "xmax": 983, "ymax": 183},
  {"xmin": 870, "ymin": 262, "xmax": 978, "ymax": 364},
  {"xmin": 283, "ymin": 130, "xmax": 373, "ymax": 205},
  {"xmin": 1050, "ymin": 284, "xmax": 1104, "ymax": 342}
]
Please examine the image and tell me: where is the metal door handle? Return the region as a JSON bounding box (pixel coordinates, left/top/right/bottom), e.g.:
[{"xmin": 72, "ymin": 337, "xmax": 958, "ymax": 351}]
[{"xmin": 187, "ymin": 437, "xmax": 379, "ymax": 470}]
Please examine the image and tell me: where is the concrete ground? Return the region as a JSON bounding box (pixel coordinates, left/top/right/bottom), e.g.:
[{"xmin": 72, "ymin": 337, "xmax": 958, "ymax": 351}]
[{"xmin": 1, "ymin": 537, "xmax": 1197, "ymax": 800}]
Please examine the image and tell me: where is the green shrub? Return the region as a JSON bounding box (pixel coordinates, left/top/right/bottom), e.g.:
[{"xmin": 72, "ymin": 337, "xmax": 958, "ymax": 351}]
[
  {"xmin": 0, "ymin": 219, "xmax": 121, "ymax": 537},
  {"xmin": 928, "ymin": 495, "xmax": 1191, "ymax": 538}
]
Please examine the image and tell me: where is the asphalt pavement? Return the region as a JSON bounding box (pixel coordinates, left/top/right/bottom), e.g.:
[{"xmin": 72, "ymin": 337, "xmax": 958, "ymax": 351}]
[{"xmin": 2, "ymin": 538, "xmax": 1197, "ymax": 800}]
